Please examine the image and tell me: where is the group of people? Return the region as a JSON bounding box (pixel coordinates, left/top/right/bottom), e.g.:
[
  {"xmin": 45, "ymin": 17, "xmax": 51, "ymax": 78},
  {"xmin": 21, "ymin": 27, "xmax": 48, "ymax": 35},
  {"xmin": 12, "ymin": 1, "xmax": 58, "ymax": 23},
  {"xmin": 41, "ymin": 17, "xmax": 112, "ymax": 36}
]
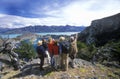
[{"xmin": 36, "ymin": 34, "xmax": 78, "ymax": 71}]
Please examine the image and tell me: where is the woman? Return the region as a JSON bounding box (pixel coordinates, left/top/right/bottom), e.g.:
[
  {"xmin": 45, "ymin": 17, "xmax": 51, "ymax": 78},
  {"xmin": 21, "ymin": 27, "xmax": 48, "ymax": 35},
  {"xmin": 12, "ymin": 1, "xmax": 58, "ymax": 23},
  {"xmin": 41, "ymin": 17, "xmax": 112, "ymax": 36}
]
[
  {"xmin": 36, "ymin": 40, "xmax": 46, "ymax": 70},
  {"xmin": 47, "ymin": 37, "xmax": 55, "ymax": 67},
  {"xmin": 53, "ymin": 40, "xmax": 60, "ymax": 70}
]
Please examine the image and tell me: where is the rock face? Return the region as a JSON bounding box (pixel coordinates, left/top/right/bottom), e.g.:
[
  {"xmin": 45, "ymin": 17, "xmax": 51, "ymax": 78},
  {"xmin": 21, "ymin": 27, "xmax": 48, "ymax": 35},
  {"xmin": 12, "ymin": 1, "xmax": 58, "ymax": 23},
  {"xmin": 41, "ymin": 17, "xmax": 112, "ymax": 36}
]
[
  {"xmin": 78, "ymin": 13, "xmax": 120, "ymax": 46},
  {"xmin": 1, "ymin": 58, "xmax": 120, "ymax": 79}
]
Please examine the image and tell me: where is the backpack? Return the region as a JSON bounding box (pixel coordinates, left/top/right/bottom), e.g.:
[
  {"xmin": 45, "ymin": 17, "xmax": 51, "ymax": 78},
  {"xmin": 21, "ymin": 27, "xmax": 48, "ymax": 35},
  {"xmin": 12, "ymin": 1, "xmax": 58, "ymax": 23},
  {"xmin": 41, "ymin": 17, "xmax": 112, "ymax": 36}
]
[
  {"xmin": 61, "ymin": 41, "xmax": 70, "ymax": 54},
  {"xmin": 36, "ymin": 45, "xmax": 46, "ymax": 57}
]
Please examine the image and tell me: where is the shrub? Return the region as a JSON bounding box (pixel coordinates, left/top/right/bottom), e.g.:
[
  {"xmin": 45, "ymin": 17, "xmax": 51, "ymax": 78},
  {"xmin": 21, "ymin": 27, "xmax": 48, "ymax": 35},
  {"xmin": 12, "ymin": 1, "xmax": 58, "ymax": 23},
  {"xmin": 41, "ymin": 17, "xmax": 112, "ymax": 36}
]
[
  {"xmin": 14, "ymin": 40, "xmax": 36, "ymax": 60},
  {"xmin": 77, "ymin": 41, "xmax": 97, "ymax": 61}
]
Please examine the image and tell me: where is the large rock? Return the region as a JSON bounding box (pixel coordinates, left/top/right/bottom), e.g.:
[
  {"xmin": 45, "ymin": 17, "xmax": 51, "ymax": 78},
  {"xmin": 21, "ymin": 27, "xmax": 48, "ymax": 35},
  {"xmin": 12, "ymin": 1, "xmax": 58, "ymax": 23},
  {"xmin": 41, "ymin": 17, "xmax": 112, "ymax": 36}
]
[
  {"xmin": 78, "ymin": 13, "xmax": 120, "ymax": 46},
  {"xmin": 0, "ymin": 39, "xmax": 3, "ymax": 46}
]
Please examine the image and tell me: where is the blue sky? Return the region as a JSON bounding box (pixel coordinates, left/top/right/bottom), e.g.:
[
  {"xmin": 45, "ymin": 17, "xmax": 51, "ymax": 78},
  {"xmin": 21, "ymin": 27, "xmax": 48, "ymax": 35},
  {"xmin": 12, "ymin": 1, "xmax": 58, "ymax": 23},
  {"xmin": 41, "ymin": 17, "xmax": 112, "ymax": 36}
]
[
  {"xmin": 0, "ymin": 0, "xmax": 71, "ymax": 18},
  {"xmin": 0, "ymin": 0, "xmax": 120, "ymax": 28}
]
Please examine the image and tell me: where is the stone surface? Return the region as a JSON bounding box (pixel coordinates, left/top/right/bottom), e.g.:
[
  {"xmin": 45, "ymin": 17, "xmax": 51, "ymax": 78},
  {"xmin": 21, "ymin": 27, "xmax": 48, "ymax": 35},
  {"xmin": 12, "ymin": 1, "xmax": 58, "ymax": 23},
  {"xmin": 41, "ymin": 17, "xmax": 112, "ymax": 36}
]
[{"xmin": 78, "ymin": 13, "xmax": 120, "ymax": 46}]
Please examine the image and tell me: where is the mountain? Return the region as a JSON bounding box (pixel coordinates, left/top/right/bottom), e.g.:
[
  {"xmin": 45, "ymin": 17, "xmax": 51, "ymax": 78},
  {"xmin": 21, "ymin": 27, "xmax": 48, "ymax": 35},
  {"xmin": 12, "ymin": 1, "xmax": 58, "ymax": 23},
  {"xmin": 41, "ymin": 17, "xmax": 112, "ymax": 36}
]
[
  {"xmin": 0, "ymin": 25, "xmax": 85, "ymax": 34},
  {"xmin": 0, "ymin": 27, "xmax": 13, "ymax": 34},
  {"xmin": 78, "ymin": 13, "xmax": 120, "ymax": 46},
  {"xmin": 78, "ymin": 13, "xmax": 120, "ymax": 68}
]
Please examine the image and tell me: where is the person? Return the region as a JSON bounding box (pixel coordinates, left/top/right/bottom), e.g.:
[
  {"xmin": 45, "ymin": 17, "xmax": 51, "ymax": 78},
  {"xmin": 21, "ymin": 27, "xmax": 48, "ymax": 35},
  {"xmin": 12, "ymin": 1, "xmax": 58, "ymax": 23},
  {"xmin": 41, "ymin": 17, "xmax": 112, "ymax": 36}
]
[
  {"xmin": 36, "ymin": 40, "xmax": 46, "ymax": 70},
  {"xmin": 59, "ymin": 36, "xmax": 69, "ymax": 71},
  {"xmin": 53, "ymin": 40, "xmax": 60, "ymax": 70},
  {"xmin": 47, "ymin": 37, "xmax": 55, "ymax": 67},
  {"xmin": 42, "ymin": 39, "xmax": 51, "ymax": 65},
  {"xmin": 69, "ymin": 34, "xmax": 78, "ymax": 68}
]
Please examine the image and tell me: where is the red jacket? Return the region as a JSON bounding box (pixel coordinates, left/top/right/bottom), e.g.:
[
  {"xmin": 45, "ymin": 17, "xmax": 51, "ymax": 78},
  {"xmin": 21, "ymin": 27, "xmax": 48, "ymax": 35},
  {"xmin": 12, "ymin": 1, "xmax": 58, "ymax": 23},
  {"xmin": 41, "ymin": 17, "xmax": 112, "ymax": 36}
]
[
  {"xmin": 53, "ymin": 44, "xmax": 59, "ymax": 55},
  {"xmin": 48, "ymin": 41, "xmax": 54, "ymax": 54}
]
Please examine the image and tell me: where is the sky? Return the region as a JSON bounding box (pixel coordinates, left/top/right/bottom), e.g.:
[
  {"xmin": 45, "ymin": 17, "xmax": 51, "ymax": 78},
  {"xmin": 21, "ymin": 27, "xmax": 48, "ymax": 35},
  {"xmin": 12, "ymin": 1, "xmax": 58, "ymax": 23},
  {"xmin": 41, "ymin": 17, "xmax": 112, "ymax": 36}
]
[{"xmin": 0, "ymin": 0, "xmax": 120, "ymax": 28}]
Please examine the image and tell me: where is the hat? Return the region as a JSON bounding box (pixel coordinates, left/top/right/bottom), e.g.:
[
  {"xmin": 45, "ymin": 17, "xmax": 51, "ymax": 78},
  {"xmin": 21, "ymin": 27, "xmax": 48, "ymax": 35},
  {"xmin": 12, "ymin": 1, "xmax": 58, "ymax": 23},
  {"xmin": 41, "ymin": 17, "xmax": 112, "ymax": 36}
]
[
  {"xmin": 70, "ymin": 36, "xmax": 74, "ymax": 41},
  {"xmin": 38, "ymin": 40, "xmax": 42, "ymax": 45},
  {"xmin": 59, "ymin": 36, "xmax": 65, "ymax": 41}
]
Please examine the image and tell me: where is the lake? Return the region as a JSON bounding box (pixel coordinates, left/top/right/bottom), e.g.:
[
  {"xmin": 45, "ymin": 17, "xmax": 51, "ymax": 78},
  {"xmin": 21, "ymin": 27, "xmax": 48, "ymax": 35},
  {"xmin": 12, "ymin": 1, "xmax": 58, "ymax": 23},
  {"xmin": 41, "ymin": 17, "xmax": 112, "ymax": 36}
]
[{"xmin": 0, "ymin": 32, "xmax": 80, "ymax": 38}]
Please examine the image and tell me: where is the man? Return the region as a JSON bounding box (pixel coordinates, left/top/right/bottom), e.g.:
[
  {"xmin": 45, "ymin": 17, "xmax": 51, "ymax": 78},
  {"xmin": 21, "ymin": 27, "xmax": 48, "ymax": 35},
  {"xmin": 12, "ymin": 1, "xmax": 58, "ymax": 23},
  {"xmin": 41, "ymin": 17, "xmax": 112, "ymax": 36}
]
[
  {"xmin": 36, "ymin": 40, "xmax": 46, "ymax": 70},
  {"xmin": 69, "ymin": 34, "xmax": 78, "ymax": 68},
  {"xmin": 59, "ymin": 36, "xmax": 69, "ymax": 71}
]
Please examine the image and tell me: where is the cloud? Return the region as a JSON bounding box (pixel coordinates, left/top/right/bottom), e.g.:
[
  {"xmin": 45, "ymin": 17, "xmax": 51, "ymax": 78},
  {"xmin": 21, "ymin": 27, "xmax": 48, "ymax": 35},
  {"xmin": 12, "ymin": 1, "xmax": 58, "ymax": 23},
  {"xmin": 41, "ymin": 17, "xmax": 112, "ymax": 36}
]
[
  {"xmin": 0, "ymin": 14, "xmax": 69, "ymax": 28},
  {"xmin": 51, "ymin": 0, "xmax": 120, "ymax": 26},
  {"xmin": 0, "ymin": 0, "xmax": 72, "ymax": 18},
  {"xmin": 30, "ymin": 0, "xmax": 120, "ymax": 26},
  {"xmin": 0, "ymin": 0, "xmax": 120, "ymax": 28},
  {"xmin": 0, "ymin": 14, "xmax": 39, "ymax": 28}
]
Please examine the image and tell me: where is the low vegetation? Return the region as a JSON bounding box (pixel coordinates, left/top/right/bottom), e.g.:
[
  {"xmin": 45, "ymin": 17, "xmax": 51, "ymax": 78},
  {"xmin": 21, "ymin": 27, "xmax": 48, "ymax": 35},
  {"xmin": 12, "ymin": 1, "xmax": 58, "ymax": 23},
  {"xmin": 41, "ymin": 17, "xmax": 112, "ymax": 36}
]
[
  {"xmin": 14, "ymin": 40, "xmax": 36, "ymax": 60},
  {"xmin": 77, "ymin": 40, "xmax": 120, "ymax": 66},
  {"xmin": 77, "ymin": 41, "xmax": 97, "ymax": 61}
]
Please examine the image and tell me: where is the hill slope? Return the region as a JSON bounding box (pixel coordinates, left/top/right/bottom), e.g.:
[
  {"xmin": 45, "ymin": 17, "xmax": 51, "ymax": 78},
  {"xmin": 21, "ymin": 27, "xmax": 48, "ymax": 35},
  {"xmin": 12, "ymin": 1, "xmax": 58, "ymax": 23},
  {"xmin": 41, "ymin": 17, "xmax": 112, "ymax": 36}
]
[
  {"xmin": 78, "ymin": 13, "xmax": 120, "ymax": 46},
  {"xmin": 1, "ymin": 58, "xmax": 120, "ymax": 79}
]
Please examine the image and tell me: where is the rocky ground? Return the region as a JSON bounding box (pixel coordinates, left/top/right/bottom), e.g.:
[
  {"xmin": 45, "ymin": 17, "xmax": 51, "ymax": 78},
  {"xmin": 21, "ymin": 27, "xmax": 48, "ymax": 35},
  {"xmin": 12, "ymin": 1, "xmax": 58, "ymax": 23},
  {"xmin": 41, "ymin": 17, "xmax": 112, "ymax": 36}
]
[{"xmin": 0, "ymin": 56, "xmax": 120, "ymax": 79}]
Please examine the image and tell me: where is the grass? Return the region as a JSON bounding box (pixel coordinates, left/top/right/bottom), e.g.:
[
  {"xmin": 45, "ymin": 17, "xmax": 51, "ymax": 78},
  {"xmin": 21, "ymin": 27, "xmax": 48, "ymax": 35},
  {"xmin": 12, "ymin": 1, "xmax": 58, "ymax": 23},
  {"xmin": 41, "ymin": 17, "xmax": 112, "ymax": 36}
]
[
  {"xmin": 45, "ymin": 71, "xmax": 54, "ymax": 77},
  {"xmin": 1, "ymin": 70, "xmax": 20, "ymax": 79},
  {"xmin": 79, "ymin": 67, "xmax": 87, "ymax": 73},
  {"xmin": 107, "ymin": 72, "xmax": 119, "ymax": 79}
]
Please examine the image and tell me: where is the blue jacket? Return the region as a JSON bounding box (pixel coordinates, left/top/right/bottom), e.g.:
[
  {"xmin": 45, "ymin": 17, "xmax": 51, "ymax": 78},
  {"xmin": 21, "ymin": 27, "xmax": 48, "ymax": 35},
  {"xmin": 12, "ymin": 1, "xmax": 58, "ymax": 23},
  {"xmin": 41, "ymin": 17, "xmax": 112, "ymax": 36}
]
[{"xmin": 36, "ymin": 45, "xmax": 46, "ymax": 56}]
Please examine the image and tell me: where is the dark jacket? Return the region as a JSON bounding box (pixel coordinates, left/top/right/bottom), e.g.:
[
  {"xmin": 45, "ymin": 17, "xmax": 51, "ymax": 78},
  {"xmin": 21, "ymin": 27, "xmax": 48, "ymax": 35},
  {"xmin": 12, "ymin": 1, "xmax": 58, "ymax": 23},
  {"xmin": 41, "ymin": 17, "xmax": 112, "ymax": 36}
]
[
  {"xmin": 36, "ymin": 45, "xmax": 46, "ymax": 57},
  {"xmin": 59, "ymin": 41, "xmax": 70, "ymax": 54},
  {"xmin": 42, "ymin": 42, "xmax": 48, "ymax": 50}
]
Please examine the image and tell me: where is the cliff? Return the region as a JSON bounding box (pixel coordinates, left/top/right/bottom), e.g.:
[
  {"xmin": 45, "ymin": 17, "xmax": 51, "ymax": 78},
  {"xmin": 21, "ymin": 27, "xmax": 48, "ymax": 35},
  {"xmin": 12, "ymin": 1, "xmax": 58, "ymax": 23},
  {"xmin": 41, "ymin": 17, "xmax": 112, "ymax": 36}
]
[{"xmin": 78, "ymin": 13, "xmax": 120, "ymax": 46}]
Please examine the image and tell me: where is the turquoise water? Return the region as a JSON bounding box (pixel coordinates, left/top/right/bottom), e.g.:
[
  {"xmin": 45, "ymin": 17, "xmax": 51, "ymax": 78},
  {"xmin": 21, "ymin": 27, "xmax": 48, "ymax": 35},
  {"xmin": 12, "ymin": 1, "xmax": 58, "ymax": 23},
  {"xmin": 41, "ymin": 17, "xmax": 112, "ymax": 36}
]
[
  {"xmin": 36, "ymin": 32, "xmax": 79, "ymax": 36},
  {"xmin": 0, "ymin": 34, "xmax": 22, "ymax": 38},
  {"xmin": 0, "ymin": 32, "xmax": 79, "ymax": 38}
]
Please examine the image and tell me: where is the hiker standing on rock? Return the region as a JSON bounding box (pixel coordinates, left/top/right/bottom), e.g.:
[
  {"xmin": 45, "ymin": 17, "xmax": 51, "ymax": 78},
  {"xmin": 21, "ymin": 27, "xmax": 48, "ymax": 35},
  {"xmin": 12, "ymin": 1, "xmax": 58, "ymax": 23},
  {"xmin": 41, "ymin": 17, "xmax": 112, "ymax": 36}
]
[
  {"xmin": 36, "ymin": 40, "xmax": 46, "ymax": 70},
  {"xmin": 42, "ymin": 39, "xmax": 51, "ymax": 65},
  {"xmin": 69, "ymin": 33, "xmax": 78, "ymax": 68},
  {"xmin": 59, "ymin": 37, "xmax": 69, "ymax": 71},
  {"xmin": 48, "ymin": 37, "xmax": 55, "ymax": 68},
  {"xmin": 53, "ymin": 40, "xmax": 61, "ymax": 70}
]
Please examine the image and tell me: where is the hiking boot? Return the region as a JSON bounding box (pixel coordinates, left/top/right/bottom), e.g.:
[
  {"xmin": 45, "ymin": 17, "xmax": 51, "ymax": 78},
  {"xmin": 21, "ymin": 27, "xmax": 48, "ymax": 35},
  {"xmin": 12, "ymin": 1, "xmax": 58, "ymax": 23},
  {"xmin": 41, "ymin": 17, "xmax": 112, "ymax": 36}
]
[
  {"xmin": 69, "ymin": 61, "xmax": 75, "ymax": 68},
  {"xmin": 54, "ymin": 68, "xmax": 58, "ymax": 71},
  {"xmin": 62, "ymin": 67, "xmax": 68, "ymax": 71},
  {"xmin": 71, "ymin": 63, "xmax": 75, "ymax": 68},
  {"xmin": 40, "ymin": 67, "xmax": 44, "ymax": 71}
]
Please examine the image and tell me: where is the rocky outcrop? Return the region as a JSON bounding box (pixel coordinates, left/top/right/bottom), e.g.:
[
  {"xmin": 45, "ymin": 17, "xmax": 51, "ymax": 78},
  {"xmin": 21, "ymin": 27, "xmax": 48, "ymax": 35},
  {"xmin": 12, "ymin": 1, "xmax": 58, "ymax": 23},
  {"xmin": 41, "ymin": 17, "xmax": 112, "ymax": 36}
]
[
  {"xmin": 2, "ymin": 58, "xmax": 119, "ymax": 79},
  {"xmin": 0, "ymin": 39, "xmax": 3, "ymax": 46},
  {"xmin": 78, "ymin": 13, "xmax": 120, "ymax": 46}
]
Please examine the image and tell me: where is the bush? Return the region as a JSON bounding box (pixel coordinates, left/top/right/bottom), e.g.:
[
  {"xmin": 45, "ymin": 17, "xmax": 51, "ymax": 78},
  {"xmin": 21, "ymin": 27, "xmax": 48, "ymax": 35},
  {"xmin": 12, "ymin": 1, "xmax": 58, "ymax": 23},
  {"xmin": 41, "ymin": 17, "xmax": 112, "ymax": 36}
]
[
  {"xmin": 77, "ymin": 40, "xmax": 120, "ymax": 65},
  {"xmin": 77, "ymin": 41, "xmax": 97, "ymax": 61},
  {"xmin": 77, "ymin": 41, "xmax": 87, "ymax": 50},
  {"xmin": 14, "ymin": 40, "xmax": 36, "ymax": 60}
]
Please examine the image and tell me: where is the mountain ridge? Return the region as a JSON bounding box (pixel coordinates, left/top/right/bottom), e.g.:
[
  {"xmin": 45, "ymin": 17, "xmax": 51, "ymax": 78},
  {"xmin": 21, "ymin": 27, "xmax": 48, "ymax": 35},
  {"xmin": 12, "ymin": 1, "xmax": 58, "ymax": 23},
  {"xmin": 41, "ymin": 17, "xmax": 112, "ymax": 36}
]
[{"xmin": 0, "ymin": 25, "xmax": 85, "ymax": 34}]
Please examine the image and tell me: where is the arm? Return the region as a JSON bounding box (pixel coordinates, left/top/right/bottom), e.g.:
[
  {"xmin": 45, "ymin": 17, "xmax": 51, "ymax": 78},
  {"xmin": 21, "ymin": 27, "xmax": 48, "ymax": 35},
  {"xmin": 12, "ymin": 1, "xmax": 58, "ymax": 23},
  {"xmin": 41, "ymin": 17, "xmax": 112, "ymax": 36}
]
[
  {"xmin": 74, "ymin": 33, "xmax": 78, "ymax": 42},
  {"xmin": 58, "ymin": 43, "xmax": 62, "ymax": 54}
]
